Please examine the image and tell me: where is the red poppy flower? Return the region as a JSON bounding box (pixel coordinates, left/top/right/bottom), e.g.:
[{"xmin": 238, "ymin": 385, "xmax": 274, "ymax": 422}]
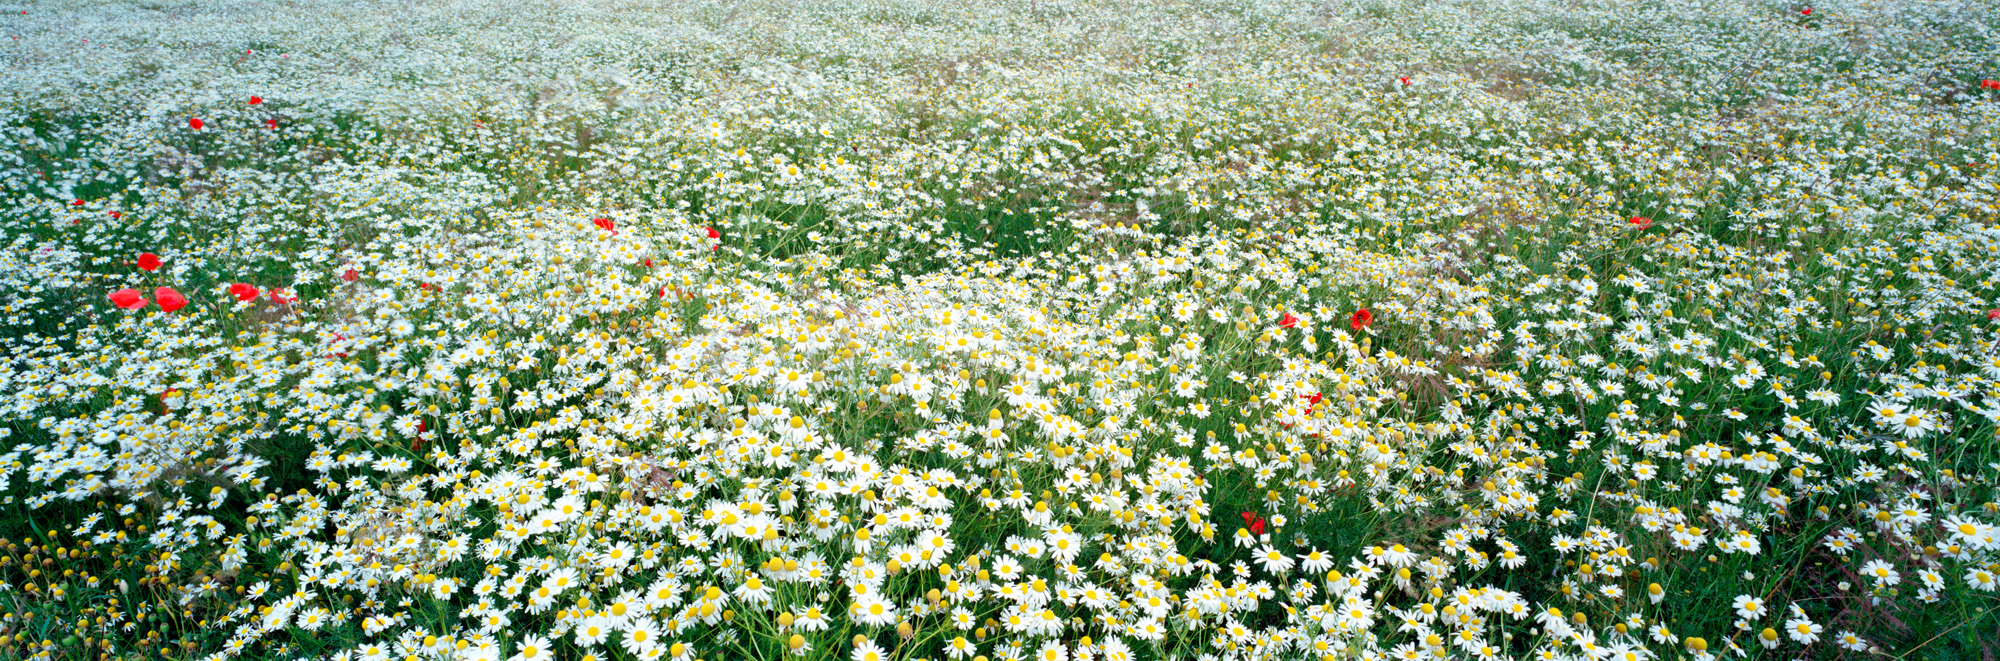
[
  {"xmin": 229, "ymin": 283, "xmax": 259, "ymax": 302},
  {"xmin": 269, "ymin": 288, "xmax": 296, "ymax": 305},
  {"xmin": 341, "ymin": 268, "xmax": 360, "ymax": 282},
  {"xmin": 1983, "ymin": 80, "xmax": 2000, "ymax": 91},
  {"xmin": 643, "ymin": 258, "xmax": 655, "ymax": 268},
  {"xmin": 1279, "ymin": 312, "xmax": 1300, "ymax": 329},
  {"xmin": 155, "ymin": 287, "xmax": 188, "ymax": 312},
  {"xmin": 705, "ymin": 226, "xmax": 721, "ymax": 239},
  {"xmin": 1240, "ymin": 511, "xmax": 1269, "ymax": 535},
  {"xmin": 266, "ymin": 118, "xmax": 278, "ymax": 129},
  {"xmin": 1397, "ymin": 76, "xmax": 1412, "ymax": 85},
  {"xmin": 412, "ymin": 419, "xmax": 429, "ymax": 451},
  {"xmin": 136, "ymin": 252, "xmax": 162, "ymax": 271},
  {"xmin": 188, "ymin": 117, "xmax": 203, "ymax": 131},
  {"xmin": 1800, "ymin": 7, "xmax": 1812, "ymax": 15},
  {"xmin": 418, "ymin": 282, "xmax": 441, "ymax": 293},
  {"xmin": 1628, "ymin": 216, "xmax": 1653, "ymax": 229},
  {"xmin": 70, "ymin": 199, "xmax": 85, "ymax": 207},
  {"xmin": 593, "ymin": 217, "xmax": 616, "ymax": 232},
  {"xmin": 108, "ymin": 210, "xmax": 121, "ymax": 219},
  {"xmin": 108, "ymin": 288, "xmax": 147, "ymax": 309},
  {"xmin": 248, "ymin": 95, "xmax": 263, "ymax": 105},
  {"xmin": 1988, "ymin": 308, "xmax": 2000, "ymax": 320},
  {"xmin": 1350, "ymin": 308, "xmax": 1374, "ymax": 330}
]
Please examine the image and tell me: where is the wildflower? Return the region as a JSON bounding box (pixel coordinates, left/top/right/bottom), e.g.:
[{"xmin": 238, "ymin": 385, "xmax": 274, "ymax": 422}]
[
  {"xmin": 270, "ymin": 287, "xmax": 297, "ymax": 304},
  {"xmin": 1279, "ymin": 312, "xmax": 1300, "ymax": 329},
  {"xmin": 1397, "ymin": 76, "xmax": 1412, "ymax": 85},
  {"xmin": 735, "ymin": 576, "xmax": 775, "ymax": 605},
  {"xmin": 155, "ymin": 287, "xmax": 188, "ymax": 312},
  {"xmin": 944, "ymin": 636, "xmax": 976, "ymax": 660},
  {"xmin": 1859, "ymin": 559, "xmax": 1900, "ymax": 585},
  {"xmin": 1255, "ymin": 545, "xmax": 1296, "ymax": 573},
  {"xmin": 1241, "ymin": 511, "xmax": 1266, "ymax": 536},
  {"xmin": 1350, "ymin": 308, "xmax": 1374, "ymax": 330},
  {"xmin": 1378, "ymin": 544, "xmax": 1416, "ymax": 567},
  {"xmin": 1965, "ymin": 568, "xmax": 1997, "ymax": 591},
  {"xmin": 1986, "ymin": 308, "xmax": 2000, "ymax": 320},
  {"xmin": 249, "ymin": 95, "xmax": 263, "ymax": 104},
  {"xmin": 1984, "ymin": 80, "xmax": 2000, "ymax": 90},
  {"xmin": 854, "ymin": 639, "xmax": 887, "ymax": 661},
  {"xmin": 509, "ymin": 634, "xmax": 552, "ymax": 661},
  {"xmin": 266, "ymin": 118, "xmax": 278, "ymax": 129},
  {"xmin": 1732, "ymin": 595, "xmax": 1764, "ymax": 620},
  {"xmin": 189, "ymin": 117, "xmax": 203, "ymax": 130},
  {"xmin": 1787, "ymin": 617, "xmax": 1821, "ymax": 645},
  {"xmin": 136, "ymin": 252, "xmax": 162, "ymax": 271},
  {"xmin": 1628, "ymin": 216, "xmax": 1653, "ymax": 229},
  {"xmin": 594, "ymin": 217, "xmax": 616, "ymax": 232},
  {"xmin": 1885, "ymin": 407, "xmax": 1938, "ymax": 438},
  {"xmin": 108, "ymin": 288, "xmax": 147, "ymax": 309},
  {"xmin": 572, "ymin": 616, "xmax": 608, "ymax": 648},
  {"xmin": 342, "ymin": 268, "xmax": 360, "ymax": 281},
  {"xmin": 229, "ymin": 282, "xmax": 260, "ymax": 301},
  {"xmin": 852, "ymin": 594, "xmax": 899, "ymax": 626},
  {"xmin": 620, "ymin": 619, "xmax": 661, "ymax": 655}
]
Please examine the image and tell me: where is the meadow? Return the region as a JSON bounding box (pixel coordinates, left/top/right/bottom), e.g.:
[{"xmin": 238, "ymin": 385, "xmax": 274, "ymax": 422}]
[{"xmin": 2, "ymin": 0, "xmax": 1999, "ymax": 659}]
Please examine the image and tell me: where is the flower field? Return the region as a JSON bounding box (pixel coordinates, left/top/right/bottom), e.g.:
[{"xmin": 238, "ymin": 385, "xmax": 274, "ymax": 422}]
[{"xmin": 3, "ymin": 0, "xmax": 2000, "ymax": 659}]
